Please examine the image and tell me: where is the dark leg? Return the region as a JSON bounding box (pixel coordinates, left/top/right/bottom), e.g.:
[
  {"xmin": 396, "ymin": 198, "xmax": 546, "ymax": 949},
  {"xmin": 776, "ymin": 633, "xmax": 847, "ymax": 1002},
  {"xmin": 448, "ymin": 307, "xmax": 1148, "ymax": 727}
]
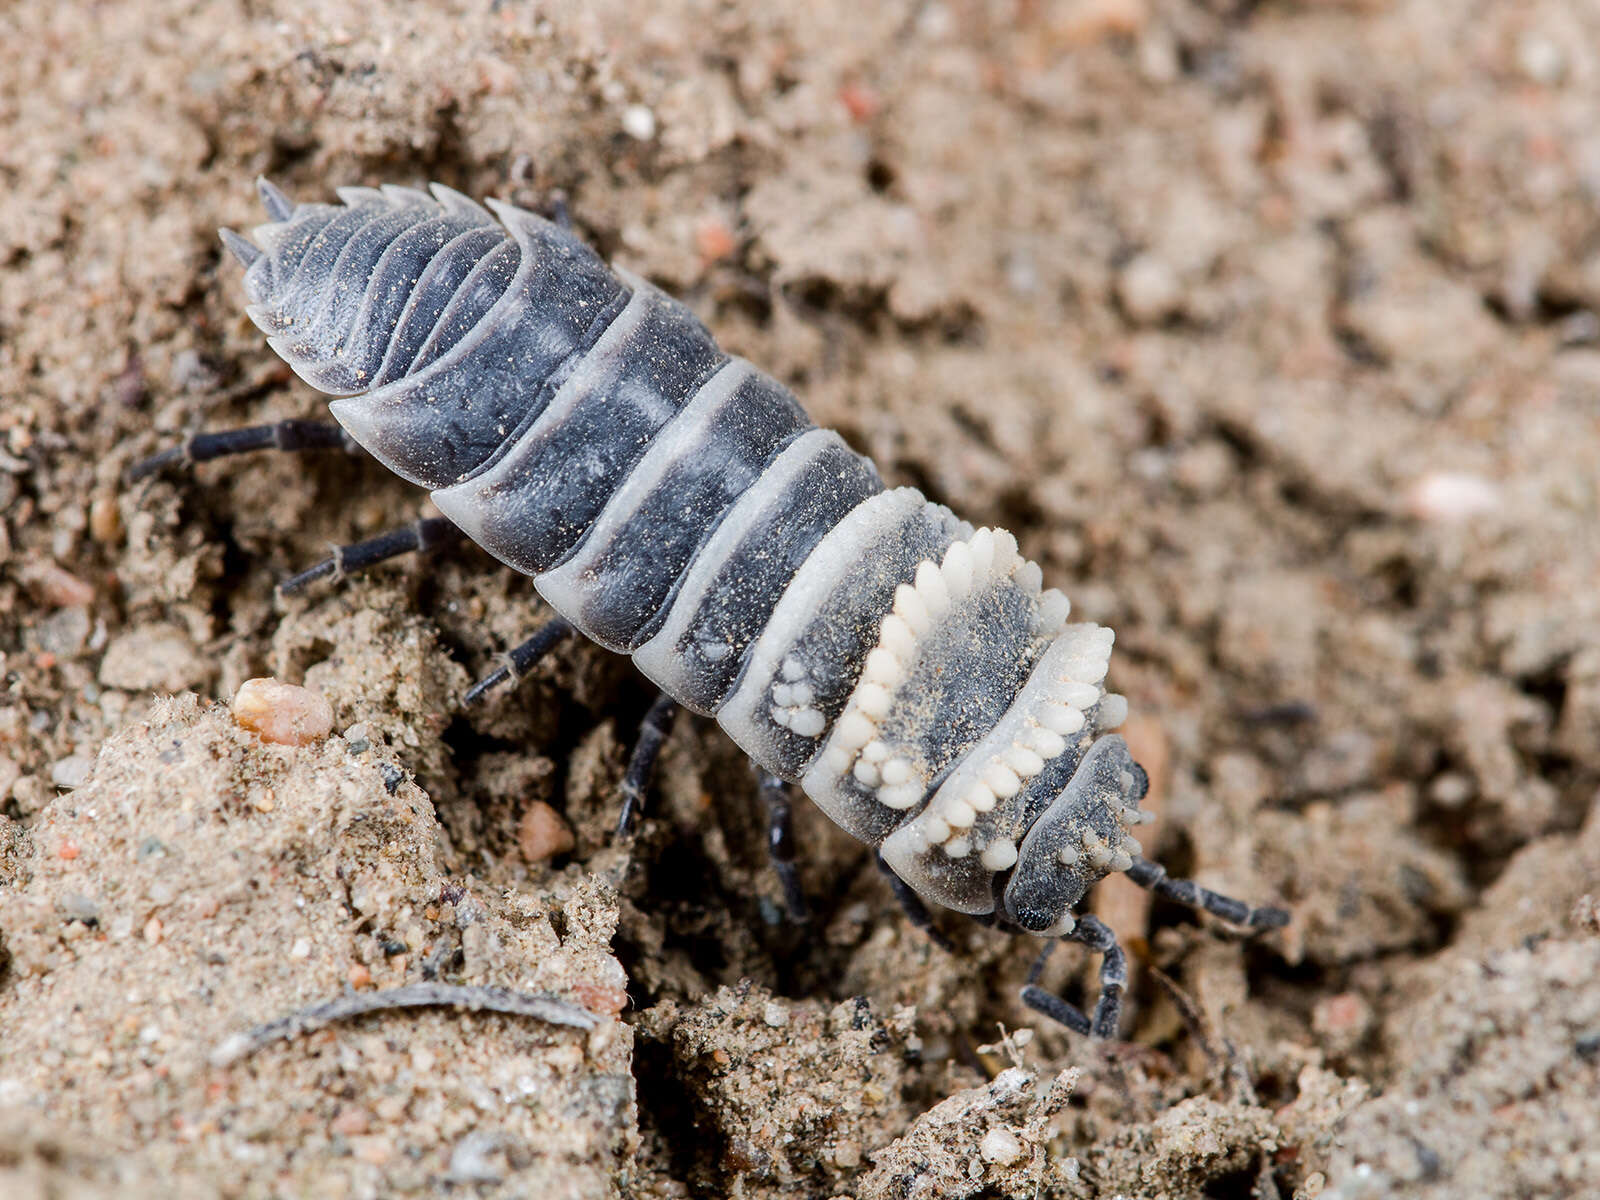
[
  {"xmin": 1125, "ymin": 857, "xmax": 1289, "ymax": 929},
  {"xmin": 876, "ymin": 853, "xmax": 954, "ymax": 952},
  {"xmin": 545, "ymin": 190, "xmax": 572, "ymax": 231},
  {"xmin": 462, "ymin": 618, "xmax": 575, "ymax": 706},
  {"xmin": 616, "ymin": 692, "xmax": 678, "ymax": 837},
  {"xmin": 127, "ymin": 418, "xmax": 359, "ymax": 482},
  {"xmin": 1020, "ymin": 913, "xmax": 1128, "ymax": 1039},
  {"xmin": 757, "ymin": 772, "xmax": 809, "ymax": 922},
  {"xmin": 278, "ymin": 517, "xmax": 463, "ymax": 595}
]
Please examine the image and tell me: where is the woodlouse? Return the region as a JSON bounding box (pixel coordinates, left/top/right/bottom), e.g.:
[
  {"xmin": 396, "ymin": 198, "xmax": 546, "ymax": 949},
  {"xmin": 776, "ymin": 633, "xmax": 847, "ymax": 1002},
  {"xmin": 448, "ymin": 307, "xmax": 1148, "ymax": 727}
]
[{"xmin": 134, "ymin": 179, "xmax": 1287, "ymax": 1038}]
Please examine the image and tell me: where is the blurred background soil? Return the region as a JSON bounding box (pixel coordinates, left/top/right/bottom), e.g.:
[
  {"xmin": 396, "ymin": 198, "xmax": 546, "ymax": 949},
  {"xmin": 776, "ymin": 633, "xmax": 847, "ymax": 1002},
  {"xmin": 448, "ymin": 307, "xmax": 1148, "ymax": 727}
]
[{"xmin": 2, "ymin": 0, "xmax": 1598, "ymax": 1196}]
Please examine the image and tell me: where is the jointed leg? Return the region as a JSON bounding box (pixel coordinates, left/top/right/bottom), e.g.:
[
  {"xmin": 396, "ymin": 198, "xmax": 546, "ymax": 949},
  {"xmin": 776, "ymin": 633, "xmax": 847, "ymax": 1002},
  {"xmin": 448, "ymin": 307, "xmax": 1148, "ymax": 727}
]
[
  {"xmin": 1125, "ymin": 857, "xmax": 1289, "ymax": 929},
  {"xmin": 876, "ymin": 853, "xmax": 954, "ymax": 952},
  {"xmin": 461, "ymin": 618, "xmax": 576, "ymax": 706},
  {"xmin": 279, "ymin": 517, "xmax": 463, "ymax": 595},
  {"xmin": 1020, "ymin": 913, "xmax": 1128, "ymax": 1039},
  {"xmin": 757, "ymin": 772, "xmax": 809, "ymax": 922},
  {"xmin": 127, "ymin": 418, "xmax": 359, "ymax": 482},
  {"xmin": 616, "ymin": 692, "xmax": 679, "ymax": 837}
]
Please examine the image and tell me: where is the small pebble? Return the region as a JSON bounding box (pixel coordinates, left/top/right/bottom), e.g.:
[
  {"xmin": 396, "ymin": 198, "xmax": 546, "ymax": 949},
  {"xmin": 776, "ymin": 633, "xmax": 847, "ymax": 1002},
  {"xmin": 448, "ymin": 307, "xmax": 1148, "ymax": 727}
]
[
  {"xmin": 695, "ymin": 217, "xmax": 737, "ymax": 264},
  {"xmin": 22, "ymin": 562, "xmax": 95, "ymax": 608},
  {"xmin": 351, "ymin": 1136, "xmax": 394, "ymax": 1166},
  {"xmin": 1403, "ymin": 471, "xmax": 1500, "ymax": 522},
  {"xmin": 50, "ymin": 754, "xmax": 93, "ymax": 790},
  {"xmin": 1517, "ymin": 33, "xmax": 1564, "ymax": 85},
  {"xmin": 762, "ymin": 1000, "xmax": 789, "ymax": 1028},
  {"xmin": 979, "ymin": 1127, "xmax": 1025, "ymax": 1166},
  {"xmin": 330, "ymin": 1106, "xmax": 371, "ymax": 1137},
  {"xmin": 59, "ymin": 893, "xmax": 101, "ymax": 923},
  {"xmin": 447, "ymin": 1132, "xmax": 507, "ymax": 1184},
  {"xmin": 621, "ymin": 103, "xmax": 656, "ymax": 141},
  {"xmin": 837, "ymin": 81, "xmax": 880, "ymax": 123},
  {"xmin": 89, "ymin": 492, "xmax": 122, "ymax": 545},
  {"xmin": 1116, "ymin": 252, "xmax": 1182, "ymax": 324},
  {"xmin": 1313, "ymin": 991, "xmax": 1373, "ymax": 1041},
  {"xmin": 231, "ymin": 677, "xmax": 334, "ymax": 746},
  {"xmin": 570, "ymin": 982, "xmax": 630, "ymax": 1016},
  {"xmin": 517, "ymin": 800, "xmax": 575, "ymax": 863}
]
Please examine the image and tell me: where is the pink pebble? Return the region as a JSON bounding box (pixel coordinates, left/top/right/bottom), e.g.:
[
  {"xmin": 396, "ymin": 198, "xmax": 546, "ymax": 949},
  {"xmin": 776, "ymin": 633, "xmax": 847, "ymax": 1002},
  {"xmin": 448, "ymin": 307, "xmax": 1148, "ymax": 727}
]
[{"xmin": 231, "ymin": 677, "xmax": 334, "ymax": 746}]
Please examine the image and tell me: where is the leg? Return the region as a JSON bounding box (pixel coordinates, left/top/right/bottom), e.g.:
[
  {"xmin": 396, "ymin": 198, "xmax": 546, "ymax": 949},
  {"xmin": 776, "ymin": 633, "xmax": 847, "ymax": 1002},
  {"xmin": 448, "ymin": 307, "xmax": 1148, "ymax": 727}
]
[
  {"xmin": 1020, "ymin": 913, "xmax": 1128, "ymax": 1039},
  {"xmin": 546, "ymin": 190, "xmax": 572, "ymax": 231},
  {"xmin": 757, "ymin": 772, "xmax": 809, "ymax": 922},
  {"xmin": 616, "ymin": 692, "xmax": 679, "ymax": 837},
  {"xmin": 127, "ymin": 418, "xmax": 360, "ymax": 482},
  {"xmin": 1125, "ymin": 857, "xmax": 1289, "ymax": 929},
  {"xmin": 278, "ymin": 517, "xmax": 463, "ymax": 595},
  {"xmin": 462, "ymin": 618, "xmax": 575, "ymax": 706},
  {"xmin": 876, "ymin": 853, "xmax": 954, "ymax": 952}
]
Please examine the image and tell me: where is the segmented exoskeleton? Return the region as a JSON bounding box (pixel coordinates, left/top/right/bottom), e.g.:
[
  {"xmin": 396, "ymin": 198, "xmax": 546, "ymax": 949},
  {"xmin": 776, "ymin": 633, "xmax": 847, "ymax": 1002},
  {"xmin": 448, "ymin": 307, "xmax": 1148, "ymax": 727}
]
[{"xmin": 137, "ymin": 179, "xmax": 1286, "ymax": 1038}]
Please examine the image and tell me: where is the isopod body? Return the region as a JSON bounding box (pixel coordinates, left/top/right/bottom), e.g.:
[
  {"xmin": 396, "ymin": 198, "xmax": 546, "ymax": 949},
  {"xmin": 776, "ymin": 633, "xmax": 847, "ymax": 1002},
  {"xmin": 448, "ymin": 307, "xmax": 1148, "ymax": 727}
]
[{"xmin": 221, "ymin": 180, "xmax": 1205, "ymax": 942}]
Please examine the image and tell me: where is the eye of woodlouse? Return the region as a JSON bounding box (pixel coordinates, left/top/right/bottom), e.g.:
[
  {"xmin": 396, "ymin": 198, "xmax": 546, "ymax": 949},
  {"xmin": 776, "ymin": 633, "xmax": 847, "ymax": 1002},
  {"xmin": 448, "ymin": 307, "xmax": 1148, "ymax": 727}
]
[{"xmin": 157, "ymin": 178, "xmax": 1288, "ymax": 1038}]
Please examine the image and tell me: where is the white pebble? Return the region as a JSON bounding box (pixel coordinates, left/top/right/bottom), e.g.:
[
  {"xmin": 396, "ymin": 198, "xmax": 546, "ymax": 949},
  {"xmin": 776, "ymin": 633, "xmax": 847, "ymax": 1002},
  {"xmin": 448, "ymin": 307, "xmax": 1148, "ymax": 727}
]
[
  {"xmin": 979, "ymin": 1128, "xmax": 1025, "ymax": 1166},
  {"xmin": 621, "ymin": 104, "xmax": 657, "ymax": 141},
  {"xmin": 1404, "ymin": 471, "xmax": 1501, "ymax": 522},
  {"xmin": 51, "ymin": 754, "xmax": 93, "ymax": 790},
  {"xmin": 1117, "ymin": 252, "xmax": 1183, "ymax": 325}
]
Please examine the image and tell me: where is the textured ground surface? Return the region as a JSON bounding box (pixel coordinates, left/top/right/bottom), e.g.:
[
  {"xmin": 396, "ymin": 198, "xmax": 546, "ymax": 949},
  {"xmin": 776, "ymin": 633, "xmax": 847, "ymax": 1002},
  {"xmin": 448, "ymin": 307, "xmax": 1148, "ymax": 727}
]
[{"xmin": 2, "ymin": 1, "xmax": 1598, "ymax": 1197}]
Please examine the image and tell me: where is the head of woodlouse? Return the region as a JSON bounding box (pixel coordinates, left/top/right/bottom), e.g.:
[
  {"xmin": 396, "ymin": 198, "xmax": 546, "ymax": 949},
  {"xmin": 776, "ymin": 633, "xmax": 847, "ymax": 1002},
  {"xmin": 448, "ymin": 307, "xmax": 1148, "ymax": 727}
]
[{"xmin": 1002, "ymin": 735, "xmax": 1149, "ymax": 933}]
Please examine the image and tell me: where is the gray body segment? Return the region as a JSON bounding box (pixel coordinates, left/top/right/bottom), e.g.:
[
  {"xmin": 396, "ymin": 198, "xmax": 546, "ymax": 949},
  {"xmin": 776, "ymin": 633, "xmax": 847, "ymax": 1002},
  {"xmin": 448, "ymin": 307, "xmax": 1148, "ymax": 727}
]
[{"xmin": 231, "ymin": 182, "xmax": 1155, "ymax": 933}]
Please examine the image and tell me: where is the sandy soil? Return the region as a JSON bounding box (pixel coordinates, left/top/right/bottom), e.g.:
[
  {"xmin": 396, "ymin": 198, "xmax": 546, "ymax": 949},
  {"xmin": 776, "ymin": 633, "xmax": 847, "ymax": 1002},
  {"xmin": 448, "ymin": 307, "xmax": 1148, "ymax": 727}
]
[{"xmin": 2, "ymin": 0, "xmax": 1598, "ymax": 1196}]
